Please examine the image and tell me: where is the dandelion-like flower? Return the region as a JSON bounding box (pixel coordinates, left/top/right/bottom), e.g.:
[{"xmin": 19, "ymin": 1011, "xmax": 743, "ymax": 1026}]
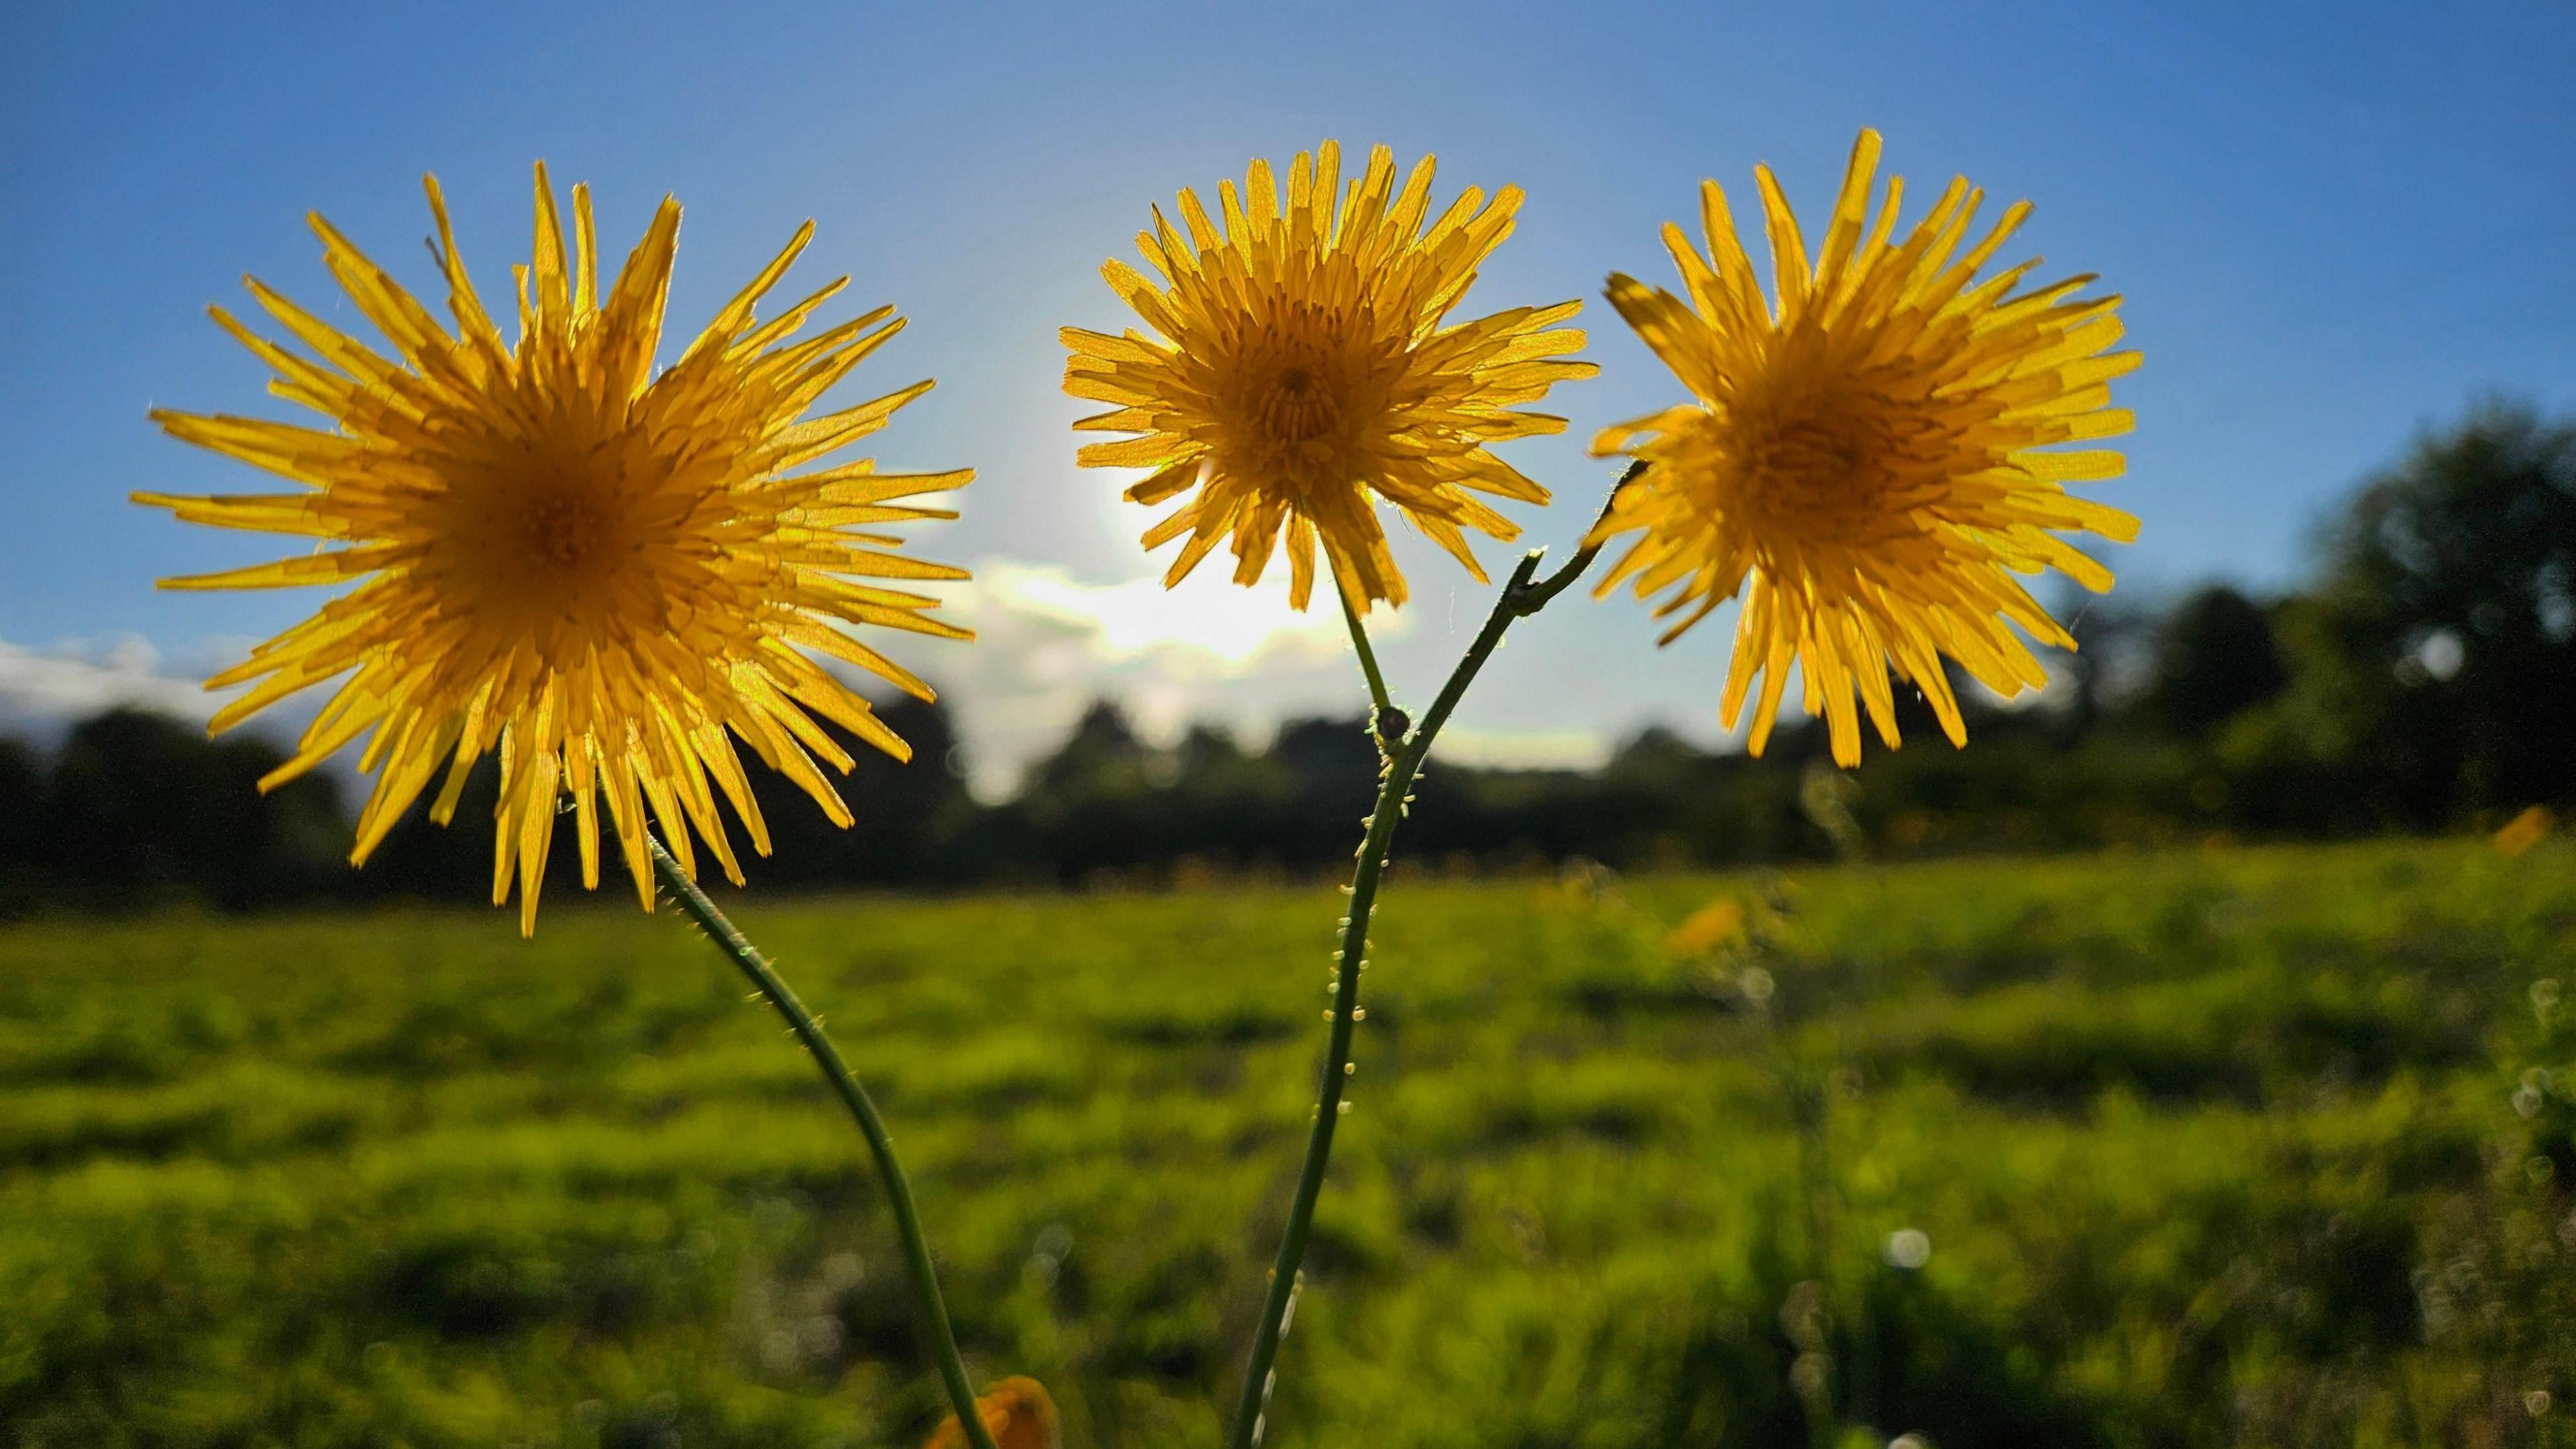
[
  {"xmin": 140, "ymin": 166, "xmax": 970, "ymax": 931},
  {"xmin": 1591, "ymin": 129, "xmax": 2139, "ymax": 765},
  {"xmin": 1063, "ymin": 142, "xmax": 1595, "ymax": 612}
]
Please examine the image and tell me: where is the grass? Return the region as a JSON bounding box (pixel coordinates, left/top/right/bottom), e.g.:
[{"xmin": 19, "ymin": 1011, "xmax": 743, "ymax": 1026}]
[{"xmin": 5, "ymin": 838, "xmax": 2576, "ymax": 1448}]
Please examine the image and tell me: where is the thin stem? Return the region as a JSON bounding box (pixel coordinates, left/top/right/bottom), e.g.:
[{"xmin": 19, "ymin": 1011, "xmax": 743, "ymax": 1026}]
[
  {"xmin": 1337, "ymin": 586, "xmax": 1393, "ymax": 715},
  {"xmin": 1224, "ymin": 463, "xmax": 1641, "ymax": 1449},
  {"xmin": 648, "ymin": 839, "xmax": 999, "ymax": 1449}
]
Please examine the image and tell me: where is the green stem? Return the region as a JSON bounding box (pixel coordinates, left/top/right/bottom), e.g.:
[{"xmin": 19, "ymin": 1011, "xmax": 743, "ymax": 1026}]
[
  {"xmin": 1224, "ymin": 467, "xmax": 1637, "ymax": 1449},
  {"xmin": 648, "ymin": 839, "xmax": 999, "ymax": 1449},
  {"xmin": 1336, "ymin": 584, "xmax": 1395, "ymax": 724}
]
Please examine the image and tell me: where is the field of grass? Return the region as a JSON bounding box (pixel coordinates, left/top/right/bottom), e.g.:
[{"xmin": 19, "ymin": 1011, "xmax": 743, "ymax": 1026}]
[{"xmin": 7, "ymin": 839, "xmax": 2576, "ymax": 1448}]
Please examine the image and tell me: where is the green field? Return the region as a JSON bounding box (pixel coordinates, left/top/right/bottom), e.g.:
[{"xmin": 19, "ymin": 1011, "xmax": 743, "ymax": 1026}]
[{"xmin": 7, "ymin": 839, "xmax": 2575, "ymax": 1448}]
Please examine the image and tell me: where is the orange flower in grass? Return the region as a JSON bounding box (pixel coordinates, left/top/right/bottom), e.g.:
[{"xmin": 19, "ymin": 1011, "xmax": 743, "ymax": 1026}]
[
  {"xmin": 2495, "ymin": 806, "xmax": 2555, "ymax": 859},
  {"xmin": 140, "ymin": 166, "xmax": 971, "ymax": 932},
  {"xmin": 1591, "ymin": 130, "xmax": 2140, "ymax": 766},
  {"xmin": 1065, "ymin": 142, "xmax": 1595, "ymax": 612},
  {"xmin": 1663, "ymin": 896, "xmax": 1748, "ymax": 958},
  {"xmin": 924, "ymin": 1376, "xmax": 1060, "ymax": 1449}
]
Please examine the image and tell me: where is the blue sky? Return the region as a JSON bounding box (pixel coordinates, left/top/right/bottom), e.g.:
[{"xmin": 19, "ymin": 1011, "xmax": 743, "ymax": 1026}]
[{"xmin": 5, "ymin": 1, "xmax": 2573, "ymax": 789}]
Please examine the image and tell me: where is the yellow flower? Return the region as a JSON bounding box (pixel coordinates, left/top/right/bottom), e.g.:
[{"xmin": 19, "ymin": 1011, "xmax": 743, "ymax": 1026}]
[
  {"xmin": 1063, "ymin": 142, "xmax": 1595, "ymax": 612},
  {"xmin": 1663, "ymin": 896, "xmax": 1747, "ymax": 958},
  {"xmin": 1591, "ymin": 129, "xmax": 2139, "ymax": 766},
  {"xmin": 924, "ymin": 1376, "xmax": 1060, "ymax": 1449},
  {"xmin": 2494, "ymin": 805, "xmax": 2555, "ymax": 858},
  {"xmin": 139, "ymin": 166, "xmax": 970, "ymax": 932}
]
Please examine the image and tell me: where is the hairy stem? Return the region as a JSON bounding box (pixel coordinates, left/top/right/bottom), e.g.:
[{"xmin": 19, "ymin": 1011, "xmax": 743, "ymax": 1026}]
[
  {"xmin": 1225, "ymin": 466, "xmax": 1638, "ymax": 1449},
  {"xmin": 648, "ymin": 839, "xmax": 999, "ymax": 1449}
]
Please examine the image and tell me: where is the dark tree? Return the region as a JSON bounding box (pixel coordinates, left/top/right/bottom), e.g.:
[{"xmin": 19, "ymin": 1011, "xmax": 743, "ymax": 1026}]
[
  {"xmin": 1004, "ymin": 701, "xmax": 1165, "ymax": 880},
  {"xmin": 1022, "ymin": 701, "xmax": 1151, "ymax": 804},
  {"xmin": 2147, "ymin": 585, "xmax": 2288, "ymax": 738},
  {"xmin": 735, "ymin": 695, "xmax": 974, "ymax": 890},
  {"xmin": 1172, "ymin": 723, "xmax": 1252, "ymax": 784},
  {"xmin": 2044, "ymin": 581, "xmax": 2155, "ymax": 741},
  {"xmin": 0, "ymin": 736, "xmax": 42, "ymax": 912},
  {"xmin": 2312, "ymin": 400, "xmax": 2576, "ymax": 814},
  {"xmin": 32, "ymin": 708, "xmax": 347, "ymax": 909},
  {"xmin": 1268, "ymin": 715, "xmax": 1381, "ymax": 860}
]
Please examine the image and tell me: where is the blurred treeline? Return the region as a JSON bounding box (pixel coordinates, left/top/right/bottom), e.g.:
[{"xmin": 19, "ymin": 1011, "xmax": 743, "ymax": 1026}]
[{"xmin": 5, "ymin": 399, "xmax": 2571, "ymax": 912}]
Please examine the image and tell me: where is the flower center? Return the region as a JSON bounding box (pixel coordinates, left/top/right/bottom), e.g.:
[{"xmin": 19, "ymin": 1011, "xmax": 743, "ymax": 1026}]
[
  {"xmin": 1705, "ymin": 354, "xmax": 1946, "ymax": 551},
  {"xmin": 518, "ymin": 491, "xmax": 612, "ymax": 572},
  {"xmin": 1205, "ymin": 297, "xmax": 1410, "ymax": 502},
  {"xmin": 413, "ymin": 429, "xmax": 684, "ymax": 663},
  {"xmin": 1738, "ymin": 391, "xmax": 1888, "ymax": 502},
  {"xmin": 1254, "ymin": 360, "xmax": 1340, "ymax": 443},
  {"xmin": 485, "ymin": 460, "xmax": 641, "ymax": 598}
]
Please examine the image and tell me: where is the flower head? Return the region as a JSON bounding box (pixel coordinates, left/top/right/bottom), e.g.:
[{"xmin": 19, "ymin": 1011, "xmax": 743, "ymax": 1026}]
[
  {"xmin": 1663, "ymin": 896, "xmax": 1748, "ymax": 958},
  {"xmin": 140, "ymin": 166, "xmax": 970, "ymax": 932},
  {"xmin": 2495, "ymin": 805, "xmax": 2555, "ymax": 859},
  {"xmin": 924, "ymin": 1376, "xmax": 1059, "ymax": 1449},
  {"xmin": 1591, "ymin": 129, "xmax": 2139, "ymax": 765},
  {"xmin": 1064, "ymin": 142, "xmax": 1595, "ymax": 613}
]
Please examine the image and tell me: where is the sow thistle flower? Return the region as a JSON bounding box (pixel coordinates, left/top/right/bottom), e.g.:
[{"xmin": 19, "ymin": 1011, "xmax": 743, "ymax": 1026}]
[
  {"xmin": 1592, "ymin": 129, "xmax": 2140, "ymax": 766},
  {"xmin": 1064, "ymin": 142, "xmax": 1596, "ymax": 612},
  {"xmin": 140, "ymin": 167, "xmax": 970, "ymax": 932}
]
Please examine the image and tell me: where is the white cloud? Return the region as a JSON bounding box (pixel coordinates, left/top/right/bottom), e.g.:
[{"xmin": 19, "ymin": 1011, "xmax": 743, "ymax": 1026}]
[
  {"xmin": 0, "ymin": 633, "xmax": 235, "ymax": 735},
  {"xmin": 983, "ymin": 561, "xmax": 1375, "ymax": 665},
  {"xmin": 914, "ymin": 557, "xmax": 1411, "ymax": 798}
]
